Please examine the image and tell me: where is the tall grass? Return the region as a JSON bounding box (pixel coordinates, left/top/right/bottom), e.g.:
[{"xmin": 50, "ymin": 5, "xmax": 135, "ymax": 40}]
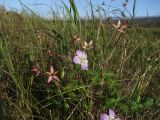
[{"xmin": 0, "ymin": 0, "xmax": 160, "ymax": 120}]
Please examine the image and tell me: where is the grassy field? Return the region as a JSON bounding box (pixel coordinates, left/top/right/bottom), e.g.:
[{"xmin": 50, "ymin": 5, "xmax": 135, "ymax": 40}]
[{"xmin": 0, "ymin": 1, "xmax": 160, "ymax": 120}]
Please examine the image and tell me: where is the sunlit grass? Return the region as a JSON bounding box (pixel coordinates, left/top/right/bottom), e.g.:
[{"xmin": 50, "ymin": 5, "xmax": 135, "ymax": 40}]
[{"xmin": 0, "ymin": 0, "xmax": 160, "ymax": 120}]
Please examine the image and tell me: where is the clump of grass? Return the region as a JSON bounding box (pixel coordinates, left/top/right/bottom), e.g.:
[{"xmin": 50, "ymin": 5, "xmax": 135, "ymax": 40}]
[{"xmin": 0, "ymin": 0, "xmax": 160, "ymax": 120}]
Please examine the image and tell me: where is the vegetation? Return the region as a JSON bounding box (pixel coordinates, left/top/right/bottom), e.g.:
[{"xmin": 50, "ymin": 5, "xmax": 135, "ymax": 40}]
[{"xmin": 0, "ymin": 0, "xmax": 160, "ymax": 120}]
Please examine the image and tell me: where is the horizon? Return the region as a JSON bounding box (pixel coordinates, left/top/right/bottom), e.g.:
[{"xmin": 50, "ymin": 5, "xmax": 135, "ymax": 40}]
[{"xmin": 0, "ymin": 0, "xmax": 160, "ymax": 18}]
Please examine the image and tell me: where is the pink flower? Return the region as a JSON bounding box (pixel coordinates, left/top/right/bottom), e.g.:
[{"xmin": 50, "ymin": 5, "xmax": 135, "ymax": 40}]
[
  {"xmin": 73, "ymin": 50, "xmax": 88, "ymax": 70},
  {"xmin": 100, "ymin": 109, "xmax": 121, "ymax": 120},
  {"xmin": 31, "ymin": 63, "xmax": 40, "ymax": 76},
  {"xmin": 46, "ymin": 65, "xmax": 60, "ymax": 84}
]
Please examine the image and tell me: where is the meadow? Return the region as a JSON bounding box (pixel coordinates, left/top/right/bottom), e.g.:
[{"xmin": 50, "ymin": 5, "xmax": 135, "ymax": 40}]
[{"xmin": 0, "ymin": 0, "xmax": 160, "ymax": 120}]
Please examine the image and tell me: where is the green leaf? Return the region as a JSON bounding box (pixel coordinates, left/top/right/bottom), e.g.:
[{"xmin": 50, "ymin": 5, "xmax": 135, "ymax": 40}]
[
  {"xmin": 104, "ymin": 98, "xmax": 117, "ymax": 109},
  {"xmin": 118, "ymin": 103, "xmax": 129, "ymax": 113},
  {"xmin": 144, "ymin": 98, "xmax": 154, "ymax": 108},
  {"xmin": 61, "ymin": 0, "xmax": 77, "ymax": 31},
  {"xmin": 156, "ymin": 97, "xmax": 160, "ymax": 106},
  {"xmin": 130, "ymin": 101, "xmax": 143, "ymax": 113}
]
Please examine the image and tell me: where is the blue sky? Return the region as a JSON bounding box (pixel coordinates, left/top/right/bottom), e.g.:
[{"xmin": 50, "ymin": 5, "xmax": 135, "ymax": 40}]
[{"xmin": 0, "ymin": 0, "xmax": 160, "ymax": 18}]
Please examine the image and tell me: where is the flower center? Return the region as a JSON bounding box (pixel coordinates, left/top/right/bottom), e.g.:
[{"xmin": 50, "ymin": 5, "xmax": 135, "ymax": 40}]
[{"xmin": 79, "ymin": 57, "xmax": 86, "ymax": 64}]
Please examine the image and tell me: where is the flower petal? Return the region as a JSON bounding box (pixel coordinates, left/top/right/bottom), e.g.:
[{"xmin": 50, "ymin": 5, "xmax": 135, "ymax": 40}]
[
  {"xmin": 109, "ymin": 109, "xmax": 115, "ymax": 119},
  {"xmin": 81, "ymin": 62, "xmax": 88, "ymax": 70},
  {"xmin": 48, "ymin": 76, "xmax": 52, "ymax": 84},
  {"xmin": 46, "ymin": 72, "xmax": 51, "ymax": 76},
  {"xmin": 36, "ymin": 71, "xmax": 40, "ymax": 76},
  {"xmin": 82, "ymin": 51, "xmax": 87, "ymax": 59},
  {"xmin": 76, "ymin": 50, "xmax": 87, "ymax": 59},
  {"xmin": 84, "ymin": 41, "xmax": 88, "ymax": 46},
  {"xmin": 73, "ymin": 56, "xmax": 81, "ymax": 64},
  {"xmin": 82, "ymin": 59, "xmax": 88, "ymax": 64},
  {"xmin": 100, "ymin": 113, "xmax": 109, "ymax": 120},
  {"xmin": 53, "ymin": 75, "xmax": 60, "ymax": 82},
  {"xmin": 76, "ymin": 50, "xmax": 83, "ymax": 57},
  {"xmin": 31, "ymin": 68, "xmax": 39, "ymax": 73},
  {"xmin": 50, "ymin": 65, "xmax": 54, "ymax": 73},
  {"xmin": 89, "ymin": 40, "xmax": 93, "ymax": 46},
  {"xmin": 82, "ymin": 46, "xmax": 87, "ymax": 49}
]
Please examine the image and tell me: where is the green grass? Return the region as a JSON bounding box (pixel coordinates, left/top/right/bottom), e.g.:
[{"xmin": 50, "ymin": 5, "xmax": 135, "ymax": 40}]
[{"xmin": 0, "ymin": 1, "xmax": 160, "ymax": 120}]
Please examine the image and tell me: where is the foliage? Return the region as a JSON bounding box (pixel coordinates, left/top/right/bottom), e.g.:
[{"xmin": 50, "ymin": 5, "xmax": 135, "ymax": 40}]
[{"xmin": 0, "ymin": 0, "xmax": 160, "ymax": 120}]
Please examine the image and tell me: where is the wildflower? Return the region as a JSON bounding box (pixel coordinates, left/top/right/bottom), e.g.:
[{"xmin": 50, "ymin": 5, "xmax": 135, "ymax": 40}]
[
  {"xmin": 73, "ymin": 50, "xmax": 88, "ymax": 70},
  {"xmin": 73, "ymin": 35, "xmax": 81, "ymax": 44},
  {"xmin": 31, "ymin": 63, "xmax": 40, "ymax": 76},
  {"xmin": 112, "ymin": 20, "xmax": 127, "ymax": 33},
  {"xmin": 46, "ymin": 65, "xmax": 60, "ymax": 84},
  {"xmin": 82, "ymin": 40, "xmax": 93, "ymax": 50},
  {"xmin": 100, "ymin": 109, "xmax": 121, "ymax": 120}
]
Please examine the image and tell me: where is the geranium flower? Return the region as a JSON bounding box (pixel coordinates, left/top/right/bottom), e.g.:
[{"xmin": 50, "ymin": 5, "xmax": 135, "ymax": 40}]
[
  {"xmin": 73, "ymin": 50, "xmax": 88, "ymax": 70},
  {"xmin": 100, "ymin": 109, "xmax": 121, "ymax": 120},
  {"xmin": 46, "ymin": 65, "xmax": 60, "ymax": 84}
]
